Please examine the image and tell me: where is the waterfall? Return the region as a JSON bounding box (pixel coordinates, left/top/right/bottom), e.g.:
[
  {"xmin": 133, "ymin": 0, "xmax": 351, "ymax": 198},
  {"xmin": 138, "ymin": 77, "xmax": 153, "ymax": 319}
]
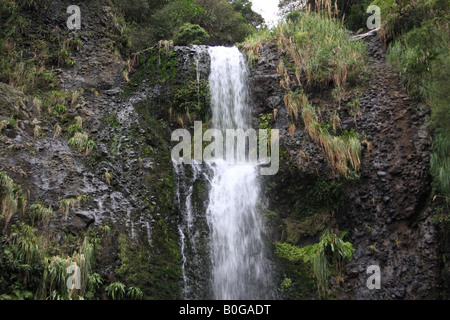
[
  {"xmin": 206, "ymin": 46, "xmax": 274, "ymax": 300},
  {"xmin": 176, "ymin": 46, "xmax": 275, "ymax": 300},
  {"xmin": 209, "ymin": 46, "xmax": 251, "ymax": 130}
]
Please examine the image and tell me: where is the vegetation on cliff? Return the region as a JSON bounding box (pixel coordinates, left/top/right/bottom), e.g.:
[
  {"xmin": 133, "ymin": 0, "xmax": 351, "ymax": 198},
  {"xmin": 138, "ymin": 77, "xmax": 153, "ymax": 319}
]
[
  {"xmin": 374, "ymin": 0, "xmax": 450, "ymax": 226},
  {"xmin": 242, "ymin": 2, "xmax": 367, "ymax": 178},
  {"xmin": 0, "ymin": 0, "xmax": 447, "ymax": 302}
]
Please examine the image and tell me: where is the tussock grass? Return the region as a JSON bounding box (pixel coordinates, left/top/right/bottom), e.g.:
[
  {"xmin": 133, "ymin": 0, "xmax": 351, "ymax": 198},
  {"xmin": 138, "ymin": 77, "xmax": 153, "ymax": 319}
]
[
  {"xmin": 330, "ymin": 111, "xmax": 341, "ymax": 133},
  {"xmin": 58, "ymin": 195, "xmax": 85, "ymax": 220},
  {"xmin": 241, "ymin": 2, "xmax": 365, "ymax": 177},
  {"xmin": 302, "ymin": 103, "xmax": 361, "ymax": 177},
  {"xmin": 240, "ymin": 28, "xmax": 272, "ymax": 66},
  {"xmin": 0, "ymin": 171, "xmax": 27, "ymax": 231},
  {"xmin": 3, "ymin": 221, "xmax": 97, "ymax": 300},
  {"xmin": 276, "ymin": 9, "xmax": 366, "ymax": 89},
  {"xmin": 68, "ymin": 131, "xmax": 95, "ymax": 155},
  {"xmin": 288, "ymin": 123, "xmax": 296, "ymax": 136},
  {"xmin": 53, "ymin": 123, "xmax": 62, "ymax": 139},
  {"xmin": 106, "ymin": 281, "xmax": 126, "ymax": 300},
  {"xmin": 28, "ymin": 203, "xmax": 53, "ymax": 227},
  {"xmin": 283, "ymin": 90, "xmax": 308, "ymax": 121},
  {"xmin": 40, "ymin": 237, "xmax": 94, "ymax": 300},
  {"xmin": 242, "ymin": 1, "xmax": 367, "ymax": 89},
  {"xmin": 74, "ymin": 116, "xmax": 83, "ymax": 129},
  {"xmin": 40, "ymin": 90, "xmax": 71, "ymax": 117},
  {"xmin": 105, "ymin": 171, "xmax": 112, "ymax": 186},
  {"xmin": 69, "ymin": 132, "xmax": 88, "ymax": 150}
]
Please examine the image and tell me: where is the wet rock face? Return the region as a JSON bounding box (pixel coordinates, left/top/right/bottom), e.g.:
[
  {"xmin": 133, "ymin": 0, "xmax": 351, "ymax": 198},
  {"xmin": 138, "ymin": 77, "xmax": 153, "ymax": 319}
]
[
  {"xmin": 248, "ymin": 44, "xmax": 284, "ymax": 115},
  {"xmin": 0, "ymin": 0, "xmax": 440, "ymax": 298},
  {"xmin": 247, "ymin": 33, "xmax": 440, "ymax": 299},
  {"xmin": 0, "ymin": 2, "xmax": 212, "ymax": 296}
]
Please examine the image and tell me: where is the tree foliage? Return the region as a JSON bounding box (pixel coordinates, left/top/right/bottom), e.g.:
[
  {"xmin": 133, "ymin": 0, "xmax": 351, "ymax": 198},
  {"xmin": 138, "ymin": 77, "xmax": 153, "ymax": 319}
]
[
  {"xmin": 229, "ymin": 0, "xmax": 265, "ymax": 28},
  {"xmin": 114, "ymin": 0, "xmax": 263, "ymax": 51},
  {"xmin": 174, "ymin": 23, "xmax": 210, "ymax": 45}
]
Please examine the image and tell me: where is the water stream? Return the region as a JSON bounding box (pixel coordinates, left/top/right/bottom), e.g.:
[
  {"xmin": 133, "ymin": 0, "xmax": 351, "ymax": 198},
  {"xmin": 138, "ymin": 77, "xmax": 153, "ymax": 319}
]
[{"xmin": 177, "ymin": 46, "xmax": 275, "ymax": 300}]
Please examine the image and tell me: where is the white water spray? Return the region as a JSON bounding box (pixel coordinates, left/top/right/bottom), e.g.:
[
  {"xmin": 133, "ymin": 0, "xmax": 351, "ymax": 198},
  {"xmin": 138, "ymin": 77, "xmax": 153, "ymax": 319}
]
[{"xmin": 206, "ymin": 46, "xmax": 274, "ymax": 300}]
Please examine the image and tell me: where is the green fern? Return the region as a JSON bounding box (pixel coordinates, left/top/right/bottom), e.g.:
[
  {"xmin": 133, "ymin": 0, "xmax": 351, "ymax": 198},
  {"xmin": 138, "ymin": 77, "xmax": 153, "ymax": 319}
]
[
  {"xmin": 275, "ymin": 229, "xmax": 354, "ymax": 298},
  {"xmin": 106, "ymin": 282, "xmax": 126, "ymax": 300},
  {"xmin": 127, "ymin": 286, "xmax": 144, "ymax": 300}
]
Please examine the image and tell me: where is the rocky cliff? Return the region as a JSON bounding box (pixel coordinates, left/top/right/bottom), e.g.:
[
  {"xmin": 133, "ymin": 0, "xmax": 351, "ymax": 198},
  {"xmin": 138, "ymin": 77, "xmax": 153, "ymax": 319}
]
[
  {"xmin": 248, "ymin": 32, "xmax": 441, "ymax": 299},
  {"xmin": 0, "ymin": 1, "xmax": 445, "ymax": 300}
]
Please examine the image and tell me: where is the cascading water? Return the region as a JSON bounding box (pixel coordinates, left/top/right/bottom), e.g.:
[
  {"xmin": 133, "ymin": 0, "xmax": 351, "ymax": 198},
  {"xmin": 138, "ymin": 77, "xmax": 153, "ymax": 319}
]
[
  {"xmin": 206, "ymin": 46, "xmax": 274, "ymax": 300},
  {"xmin": 176, "ymin": 46, "xmax": 275, "ymax": 300}
]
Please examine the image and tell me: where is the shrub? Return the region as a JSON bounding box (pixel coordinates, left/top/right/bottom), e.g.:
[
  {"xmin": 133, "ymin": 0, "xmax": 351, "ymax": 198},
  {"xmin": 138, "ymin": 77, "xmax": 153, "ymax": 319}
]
[{"xmin": 173, "ymin": 23, "xmax": 210, "ymax": 45}]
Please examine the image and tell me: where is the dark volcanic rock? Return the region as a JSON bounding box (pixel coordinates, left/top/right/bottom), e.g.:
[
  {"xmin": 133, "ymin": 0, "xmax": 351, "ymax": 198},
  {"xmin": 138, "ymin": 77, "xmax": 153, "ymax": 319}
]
[{"xmin": 246, "ymin": 31, "xmax": 438, "ymax": 299}]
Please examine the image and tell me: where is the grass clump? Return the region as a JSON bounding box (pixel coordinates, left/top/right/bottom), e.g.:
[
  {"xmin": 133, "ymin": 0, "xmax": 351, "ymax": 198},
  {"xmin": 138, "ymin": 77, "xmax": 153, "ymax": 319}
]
[
  {"xmin": 242, "ymin": 3, "xmax": 366, "ymax": 177},
  {"xmin": 40, "ymin": 237, "xmax": 94, "ymax": 300},
  {"xmin": 171, "ymin": 79, "xmax": 211, "ymax": 125},
  {"xmin": 105, "ymin": 282, "xmax": 144, "ymax": 300},
  {"xmin": 302, "ymin": 102, "xmax": 361, "ymax": 177},
  {"xmin": 283, "ymin": 90, "xmax": 308, "ymax": 122},
  {"xmin": 273, "ymin": 5, "xmax": 367, "ymax": 89},
  {"xmin": 0, "ymin": 171, "xmax": 27, "ymax": 231},
  {"xmin": 68, "ymin": 132, "xmax": 96, "ymax": 155},
  {"xmin": 105, "ymin": 281, "xmax": 126, "ymax": 300},
  {"xmin": 39, "ymin": 90, "xmax": 75, "ymax": 119},
  {"xmin": 58, "ymin": 195, "xmax": 85, "ymax": 220},
  {"xmin": 240, "ymin": 28, "xmax": 272, "ymax": 66},
  {"xmin": 28, "ymin": 203, "xmax": 53, "ymax": 227}
]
